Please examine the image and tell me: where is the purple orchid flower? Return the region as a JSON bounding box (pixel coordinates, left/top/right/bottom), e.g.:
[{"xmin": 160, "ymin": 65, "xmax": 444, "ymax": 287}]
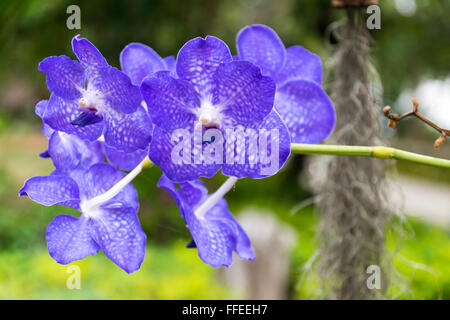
[
  {"xmin": 158, "ymin": 174, "xmax": 254, "ymax": 267},
  {"xmin": 36, "ymin": 94, "xmax": 150, "ymax": 172},
  {"xmin": 162, "ymin": 55, "xmax": 176, "ymax": 75},
  {"xmin": 48, "ymin": 131, "xmax": 104, "ymax": 175},
  {"xmin": 22, "ymin": 27, "xmax": 335, "ymax": 273},
  {"xmin": 90, "ymin": 41, "xmax": 178, "ymax": 170},
  {"xmin": 104, "ymin": 142, "xmax": 149, "ymax": 171},
  {"xmin": 236, "ymin": 24, "xmax": 336, "ymax": 144},
  {"xmin": 141, "ymin": 36, "xmax": 291, "ymax": 182},
  {"xmin": 100, "ymin": 104, "xmax": 152, "ymax": 168},
  {"xmin": 35, "ymin": 99, "xmax": 54, "ymax": 141},
  {"xmin": 120, "ymin": 42, "xmax": 176, "ymax": 86},
  {"xmin": 38, "ymin": 35, "xmax": 151, "ymax": 152},
  {"xmin": 34, "ymin": 99, "xmax": 104, "ymax": 171},
  {"xmin": 19, "ymin": 163, "xmax": 146, "ymax": 273}
]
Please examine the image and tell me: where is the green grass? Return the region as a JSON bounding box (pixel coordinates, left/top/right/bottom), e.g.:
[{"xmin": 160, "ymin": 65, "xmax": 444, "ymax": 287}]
[
  {"xmin": 2, "ymin": 207, "xmax": 450, "ymax": 299},
  {"xmin": 387, "ymin": 219, "xmax": 450, "ymax": 299},
  {"xmin": 0, "ymin": 241, "xmax": 231, "ymax": 300},
  {"xmin": 291, "ymin": 215, "xmax": 450, "ymax": 300}
]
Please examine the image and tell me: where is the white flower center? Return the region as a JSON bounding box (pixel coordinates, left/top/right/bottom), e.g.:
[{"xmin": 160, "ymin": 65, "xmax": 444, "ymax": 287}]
[
  {"xmin": 80, "ymin": 200, "xmax": 103, "ymax": 219},
  {"xmin": 78, "ymin": 86, "xmax": 104, "ymax": 111},
  {"xmin": 194, "ymin": 100, "xmax": 224, "ymax": 128}
]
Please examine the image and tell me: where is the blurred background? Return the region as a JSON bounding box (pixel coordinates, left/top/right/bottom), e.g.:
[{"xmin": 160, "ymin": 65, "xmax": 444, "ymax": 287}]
[{"xmin": 0, "ymin": 0, "xmax": 449, "ymax": 299}]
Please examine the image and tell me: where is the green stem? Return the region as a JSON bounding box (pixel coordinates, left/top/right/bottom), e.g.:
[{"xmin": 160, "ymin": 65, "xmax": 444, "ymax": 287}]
[{"xmin": 290, "ymin": 144, "xmax": 450, "ymax": 169}]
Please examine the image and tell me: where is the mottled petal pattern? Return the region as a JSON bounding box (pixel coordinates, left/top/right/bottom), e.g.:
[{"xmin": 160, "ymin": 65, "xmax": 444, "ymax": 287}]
[
  {"xmin": 274, "ymin": 45, "xmax": 322, "ymax": 86},
  {"xmin": 236, "ymin": 25, "xmax": 286, "ymax": 77},
  {"xmin": 178, "ymin": 180, "xmax": 208, "ymax": 209},
  {"xmin": 176, "ymin": 36, "xmax": 232, "ymax": 96},
  {"xmin": 48, "ymin": 131, "xmax": 103, "ymax": 173},
  {"xmin": 105, "ymin": 145, "xmax": 149, "ymax": 171},
  {"xmin": 38, "ymin": 55, "xmax": 84, "ymax": 100},
  {"xmin": 46, "ymin": 214, "xmax": 100, "ymax": 264},
  {"xmin": 157, "ymin": 176, "xmax": 206, "ymax": 220},
  {"xmin": 149, "ymin": 126, "xmax": 221, "ymax": 182},
  {"xmin": 203, "ymin": 199, "xmax": 255, "ymax": 261},
  {"xmin": 120, "ymin": 43, "xmax": 166, "ymax": 86},
  {"xmin": 222, "ymin": 110, "xmax": 291, "ymax": 178},
  {"xmin": 212, "ymin": 61, "xmax": 275, "ymax": 126},
  {"xmin": 19, "ymin": 175, "xmax": 80, "ymax": 208},
  {"xmin": 141, "ymin": 72, "xmax": 199, "ymax": 131},
  {"xmin": 158, "ymin": 175, "xmax": 254, "ymax": 267},
  {"xmin": 80, "ymin": 163, "xmax": 139, "ymax": 210},
  {"xmin": 188, "ymin": 212, "xmax": 236, "ymax": 267},
  {"xmin": 103, "ymin": 105, "xmax": 152, "ymax": 152},
  {"xmin": 94, "ymin": 66, "xmax": 141, "ymax": 114},
  {"xmin": 275, "ymin": 80, "xmax": 335, "ymax": 144},
  {"xmin": 89, "ymin": 207, "xmax": 146, "ymax": 273},
  {"xmin": 72, "ymin": 35, "xmax": 108, "ymax": 81},
  {"xmin": 44, "ymin": 94, "xmax": 104, "ymax": 141}
]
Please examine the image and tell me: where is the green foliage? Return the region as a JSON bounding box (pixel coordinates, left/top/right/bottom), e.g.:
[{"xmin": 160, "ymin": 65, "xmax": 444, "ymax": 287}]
[
  {"xmin": 0, "ymin": 242, "xmax": 230, "ymax": 299},
  {"xmin": 387, "ymin": 219, "xmax": 450, "ymax": 299},
  {"xmin": 292, "ymin": 212, "xmax": 450, "ymax": 300},
  {"xmin": 373, "ymin": 1, "xmax": 450, "ymax": 100},
  {"xmin": 2, "ymin": 201, "xmax": 450, "ymax": 299},
  {"xmin": 1, "ymin": 0, "xmax": 449, "ymax": 108}
]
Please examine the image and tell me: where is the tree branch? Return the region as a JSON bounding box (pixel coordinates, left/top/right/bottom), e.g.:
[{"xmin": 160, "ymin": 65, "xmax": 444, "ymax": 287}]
[{"xmin": 383, "ymin": 97, "xmax": 449, "ymax": 149}]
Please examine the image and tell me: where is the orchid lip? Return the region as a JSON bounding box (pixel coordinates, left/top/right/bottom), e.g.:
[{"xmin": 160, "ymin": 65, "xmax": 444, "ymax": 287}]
[{"xmin": 71, "ymin": 110, "xmax": 103, "ymax": 127}]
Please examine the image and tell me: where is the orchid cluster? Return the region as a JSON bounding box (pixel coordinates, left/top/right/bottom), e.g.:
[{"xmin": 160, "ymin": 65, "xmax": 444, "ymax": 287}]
[{"xmin": 20, "ymin": 25, "xmax": 335, "ymax": 273}]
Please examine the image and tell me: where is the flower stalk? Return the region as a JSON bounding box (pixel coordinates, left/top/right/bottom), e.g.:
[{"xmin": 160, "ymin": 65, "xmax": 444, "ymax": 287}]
[
  {"xmin": 291, "ymin": 143, "xmax": 450, "ymax": 169},
  {"xmin": 82, "ymin": 157, "xmax": 152, "ymax": 211},
  {"xmin": 82, "ymin": 142, "xmax": 449, "ymax": 216},
  {"xmin": 194, "ymin": 176, "xmax": 238, "ymax": 219},
  {"xmin": 85, "ymin": 142, "xmax": 449, "ymax": 214}
]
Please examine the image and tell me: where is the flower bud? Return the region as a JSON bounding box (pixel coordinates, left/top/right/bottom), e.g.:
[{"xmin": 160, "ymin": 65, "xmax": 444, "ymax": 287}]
[
  {"xmin": 411, "ymin": 97, "xmax": 419, "ymax": 113},
  {"xmin": 388, "ymin": 119, "xmax": 398, "ymax": 129},
  {"xmin": 434, "ymin": 134, "xmax": 446, "ymax": 149},
  {"xmin": 382, "ymin": 105, "xmax": 391, "ymax": 116}
]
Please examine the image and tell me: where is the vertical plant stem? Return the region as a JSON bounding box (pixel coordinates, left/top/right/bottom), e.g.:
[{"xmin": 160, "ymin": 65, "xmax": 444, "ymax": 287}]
[{"xmin": 309, "ymin": 7, "xmax": 392, "ymax": 299}]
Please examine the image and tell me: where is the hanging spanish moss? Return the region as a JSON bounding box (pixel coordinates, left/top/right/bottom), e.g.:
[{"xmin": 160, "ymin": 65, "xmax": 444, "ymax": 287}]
[{"xmin": 309, "ymin": 6, "xmax": 393, "ymax": 299}]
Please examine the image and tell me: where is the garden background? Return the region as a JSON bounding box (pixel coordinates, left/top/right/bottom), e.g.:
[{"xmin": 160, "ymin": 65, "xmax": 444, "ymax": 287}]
[{"xmin": 0, "ymin": 0, "xmax": 449, "ymax": 299}]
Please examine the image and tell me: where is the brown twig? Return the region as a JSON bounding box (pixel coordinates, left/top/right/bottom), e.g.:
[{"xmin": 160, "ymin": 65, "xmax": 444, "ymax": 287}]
[{"xmin": 383, "ymin": 97, "xmax": 450, "ymax": 149}]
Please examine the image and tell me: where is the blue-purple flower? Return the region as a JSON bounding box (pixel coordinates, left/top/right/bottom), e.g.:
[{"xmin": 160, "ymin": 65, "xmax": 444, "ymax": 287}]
[
  {"xmin": 26, "ymin": 97, "xmax": 146, "ymax": 272},
  {"xmin": 101, "ymin": 105, "xmax": 151, "ymax": 170},
  {"xmin": 92, "ymin": 41, "xmax": 178, "ymax": 170},
  {"xmin": 120, "ymin": 42, "xmax": 176, "ymax": 86},
  {"xmin": 38, "ymin": 35, "xmax": 152, "ymax": 152},
  {"xmin": 141, "ymin": 36, "xmax": 291, "ymax": 182},
  {"xmin": 21, "ymin": 26, "xmax": 337, "ymax": 272},
  {"xmin": 19, "ymin": 163, "xmax": 146, "ymax": 273},
  {"xmin": 236, "ymin": 24, "xmax": 336, "ymax": 144},
  {"xmin": 36, "ymin": 97, "xmax": 147, "ymax": 172},
  {"xmin": 34, "ymin": 99, "xmax": 104, "ymax": 171},
  {"xmin": 158, "ymin": 175, "xmax": 254, "ymax": 267}
]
